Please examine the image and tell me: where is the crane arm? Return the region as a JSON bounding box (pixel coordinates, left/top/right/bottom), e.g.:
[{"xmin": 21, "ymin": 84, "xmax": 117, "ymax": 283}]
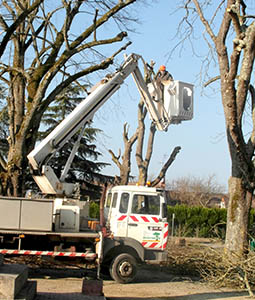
[{"xmin": 27, "ymin": 53, "xmax": 193, "ymax": 197}]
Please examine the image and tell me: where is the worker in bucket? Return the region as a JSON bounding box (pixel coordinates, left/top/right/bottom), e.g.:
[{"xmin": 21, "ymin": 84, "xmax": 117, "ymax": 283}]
[
  {"xmin": 155, "ymin": 65, "xmax": 173, "ymax": 119},
  {"xmin": 155, "ymin": 65, "xmax": 173, "ymax": 87}
]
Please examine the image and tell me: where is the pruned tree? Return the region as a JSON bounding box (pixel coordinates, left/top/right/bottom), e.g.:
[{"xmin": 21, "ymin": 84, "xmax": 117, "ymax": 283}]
[
  {"xmin": 135, "ymin": 100, "xmax": 181, "ymax": 186},
  {"xmin": 0, "ymin": 0, "xmax": 140, "ymax": 196},
  {"xmin": 108, "ymin": 122, "xmax": 138, "ymax": 185},
  {"xmin": 109, "ymin": 62, "xmax": 181, "ymax": 186},
  {"xmin": 176, "ymin": 0, "xmax": 255, "ymax": 256}
]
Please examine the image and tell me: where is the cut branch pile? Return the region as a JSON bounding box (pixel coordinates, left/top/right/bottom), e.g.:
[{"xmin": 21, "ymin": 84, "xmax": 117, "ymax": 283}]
[
  {"xmin": 198, "ymin": 248, "xmax": 255, "ymax": 297},
  {"xmin": 167, "ymin": 240, "xmax": 255, "ymax": 297}
]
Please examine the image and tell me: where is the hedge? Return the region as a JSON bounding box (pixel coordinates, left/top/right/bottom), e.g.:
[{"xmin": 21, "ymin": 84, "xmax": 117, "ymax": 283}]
[
  {"xmin": 167, "ymin": 205, "xmax": 227, "ymax": 238},
  {"xmin": 167, "ymin": 205, "xmax": 255, "ymax": 239}
]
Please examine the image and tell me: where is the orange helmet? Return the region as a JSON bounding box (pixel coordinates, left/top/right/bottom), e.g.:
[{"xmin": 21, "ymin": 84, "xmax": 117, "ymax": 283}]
[{"xmin": 159, "ymin": 65, "xmax": 166, "ymax": 71}]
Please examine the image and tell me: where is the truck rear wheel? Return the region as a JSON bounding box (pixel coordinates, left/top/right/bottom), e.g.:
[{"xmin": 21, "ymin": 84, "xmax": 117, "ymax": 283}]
[{"xmin": 110, "ymin": 253, "xmax": 137, "ymax": 284}]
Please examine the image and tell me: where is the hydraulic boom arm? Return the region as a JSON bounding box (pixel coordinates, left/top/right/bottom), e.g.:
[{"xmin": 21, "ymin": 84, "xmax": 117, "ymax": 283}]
[{"xmin": 27, "ymin": 53, "xmax": 193, "ymax": 197}]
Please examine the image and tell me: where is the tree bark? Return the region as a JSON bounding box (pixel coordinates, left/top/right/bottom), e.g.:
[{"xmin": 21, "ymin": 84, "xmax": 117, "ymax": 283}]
[
  {"xmin": 150, "ymin": 146, "xmax": 181, "ymax": 187},
  {"xmin": 225, "ymin": 176, "xmax": 252, "ymax": 256}
]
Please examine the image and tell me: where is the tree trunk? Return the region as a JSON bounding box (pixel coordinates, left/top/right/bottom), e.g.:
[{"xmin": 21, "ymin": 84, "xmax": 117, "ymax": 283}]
[
  {"xmin": 108, "ymin": 123, "xmax": 138, "ymax": 185},
  {"xmin": 119, "ymin": 151, "xmax": 132, "ymax": 185},
  {"xmin": 225, "ymin": 176, "xmax": 253, "ymax": 256},
  {"xmin": 7, "ymin": 143, "xmax": 24, "ymax": 196},
  {"xmin": 7, "ymin": 20, "xmax": 26, "ymax": 196}
]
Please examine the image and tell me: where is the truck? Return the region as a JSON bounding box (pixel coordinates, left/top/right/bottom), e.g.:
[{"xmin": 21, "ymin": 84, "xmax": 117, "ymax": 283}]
[{"xmin": 0, "ymin": 53, "xmax": 194, "ymax": 283}]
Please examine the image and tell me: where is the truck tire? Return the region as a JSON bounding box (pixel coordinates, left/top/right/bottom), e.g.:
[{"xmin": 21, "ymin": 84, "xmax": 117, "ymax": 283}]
[{"xmin": 110, "ymin": 253, "xmax": 137, "ymax": 284}]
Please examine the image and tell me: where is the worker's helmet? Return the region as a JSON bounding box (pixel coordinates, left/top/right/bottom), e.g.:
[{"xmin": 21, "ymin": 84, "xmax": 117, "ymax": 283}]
[{"xmin": 159, "ymin": 65, "xmax": 166, "ymax": 71}]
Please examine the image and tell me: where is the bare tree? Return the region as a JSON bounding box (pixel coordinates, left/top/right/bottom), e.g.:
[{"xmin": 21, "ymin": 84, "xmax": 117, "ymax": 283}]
[
  {"xmin": 135, "ymin": 100, "xmax": 181, "ymax": 186},
  {"xmin": 0, "ymin": 0, "xmax": 140, "ymax": 196},
  {"xmin": 108, "ymin": 60, "xmax": 181, "ymax": 186},
  {"xmin": 176, "ymin": 0, "xmax": 255, "ymax": 256},
  {"xmin": 167, "ymin": 174, "xmax": 226, "ymax": 207}
]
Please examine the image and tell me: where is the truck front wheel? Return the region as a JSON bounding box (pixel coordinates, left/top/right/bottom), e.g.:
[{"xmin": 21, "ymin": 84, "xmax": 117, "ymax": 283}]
[{"xmin": 110, "ymin": 253, "xmax": 137, "ymax": 284}]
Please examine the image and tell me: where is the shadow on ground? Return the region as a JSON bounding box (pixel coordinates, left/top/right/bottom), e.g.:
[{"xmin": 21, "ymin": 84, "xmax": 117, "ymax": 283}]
[
  {"xmin": 29, "ymin": 267, "xmax": 94, "ymax": 279},
  {"xmin": 36, "ymin": 293, "xmax": 104, "ymax": 300},
  {"xmin": 106, "ymin": 290, "xmax": 249, "ymax": 300}
]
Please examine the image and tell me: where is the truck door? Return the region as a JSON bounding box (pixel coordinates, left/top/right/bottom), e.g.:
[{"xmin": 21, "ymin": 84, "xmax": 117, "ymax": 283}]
[
  {"xmin": 107, "ymin": 192, "xmax": 118, "ymax": 234},
  {"xmin": 127, "ymin": 193, "xmax": 168, "ymax": 250},
  {"xmin": 107, "ymin": 192, "xmax": 130, "ymax": 237},
  {"xmin": 115, "ymin": 192, "xmax": 130, "ymax": 237}
]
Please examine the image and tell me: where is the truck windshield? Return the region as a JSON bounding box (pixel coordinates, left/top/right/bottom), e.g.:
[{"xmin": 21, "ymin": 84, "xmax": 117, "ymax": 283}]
[{"xmin": 131, "ymin": 194, "xmax": 160, "ymax": 215}]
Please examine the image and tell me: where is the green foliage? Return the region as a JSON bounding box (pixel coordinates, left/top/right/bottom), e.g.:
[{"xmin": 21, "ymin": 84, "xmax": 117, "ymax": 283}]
[
  {"xmin": 167, "ymin": 205, "xmax": 227, "ymax": 239},
  {"xmin": 249, "ymin": 208, "xmax": 255, "ymax": 238},
  {"xmin": 89, "ymin": 201, "xmax": 100, "ymax": 219}
]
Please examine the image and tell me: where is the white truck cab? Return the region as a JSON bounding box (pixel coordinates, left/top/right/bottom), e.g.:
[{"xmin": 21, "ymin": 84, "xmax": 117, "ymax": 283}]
[{"xmin": 105, "ymin": 185, "xmax": 168, "ymax": 250}]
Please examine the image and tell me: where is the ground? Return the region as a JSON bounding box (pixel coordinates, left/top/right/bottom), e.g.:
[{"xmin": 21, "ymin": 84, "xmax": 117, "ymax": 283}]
[
  {"xmin": 4, "ymin": 238, "xmax": 255, "ymax": 300},
  {"xmin": 32, "ymin": 265, "xmax": 251, "ymax": 300}
]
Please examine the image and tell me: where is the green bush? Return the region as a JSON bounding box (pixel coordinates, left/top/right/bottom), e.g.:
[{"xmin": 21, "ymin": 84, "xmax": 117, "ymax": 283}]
[
  {"xmin": 167, "ymin": 205, "xmax": 227, "ymax": 239},
  {"xmin": 89, "ymin": 201, "xmax": 100, "ymax": 219},
  {"xmin": 249, "ymin": 208, "xmax": 255, "ymax": 237},
  {"xmin": 167, "ymin": 206, "xmax": 255, "ymax": 239}
]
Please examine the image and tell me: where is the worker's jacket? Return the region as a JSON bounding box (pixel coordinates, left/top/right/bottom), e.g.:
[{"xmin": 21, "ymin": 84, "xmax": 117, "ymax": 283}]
[{"xmin": 155, "ymin": 70, "xmax": 173, "ymax": 83}]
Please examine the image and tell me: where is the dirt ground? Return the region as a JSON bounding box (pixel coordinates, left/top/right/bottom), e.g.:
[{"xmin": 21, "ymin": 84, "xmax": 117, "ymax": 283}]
[
  {"xmin": 5, "ymin": 238, "xmax": 255, "ymax": 300},
  {"xmin": 32, "ymin": 264, "xmax": 251, "ymax": 300}
]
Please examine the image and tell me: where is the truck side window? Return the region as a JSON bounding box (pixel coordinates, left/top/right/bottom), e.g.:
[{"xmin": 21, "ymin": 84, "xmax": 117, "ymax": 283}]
[
  {"xmin": 106, "ymin": 193, "xmax": 112, "ymax": 208},
  {"xmin": 131, "ymin": 194, "xmax": 160, "ymax": 215},
  {"xmin": 112, "ymin": 193, "xmax": 118, "ymax": 208},
  {"xmin": 119, "ymin": 193, "xmax": 129, "ymax": 213}
]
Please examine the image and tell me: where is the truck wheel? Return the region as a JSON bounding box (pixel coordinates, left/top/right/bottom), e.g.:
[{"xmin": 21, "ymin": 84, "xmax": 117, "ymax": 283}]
[{"xmin": 110, "ymin": 253, "xmax": 137, "ymax": 284}]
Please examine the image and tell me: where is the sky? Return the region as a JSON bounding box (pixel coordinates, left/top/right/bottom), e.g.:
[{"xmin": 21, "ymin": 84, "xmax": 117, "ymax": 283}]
[{"xmin": 92, "ymin": 2, "xmax": 231, "ymax": 191}]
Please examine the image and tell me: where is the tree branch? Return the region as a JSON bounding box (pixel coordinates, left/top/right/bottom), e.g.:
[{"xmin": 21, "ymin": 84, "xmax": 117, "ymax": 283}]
[
  {"xmin": 245, "ymin": 84, "xmax": 255, "ymax": 158},
  {"xmin": 68, "ymin": 0, "xmax": 136, "ymax": 51},
  {"xmin": 151, "ymin": 146, "xmax": 181, "ymax": 187},
  {"xmin": 0, "ymin": 0, "xmax": 43, "ymax": 58},
  {"xmin": 144, "ymin": 123, "xmax": 156, "ymax": 165},
  {"xmin": 227, "ymin": 4, "xmax": 243, "ymax": 37},
  {"xmin": 108, "ymin": 149, "xmax": 122, "ymax": 169},
  {"xmin": 236, "ymin": 24, "xmax": 255, "ymax": 123},
  {"xmin": 75, "ymin": 31, "xmax": 128, "ymax": 54},
  {"xmin": 192, "ymin": 0, "xmax": 216, "ymax": 42},
  {"xmin": 135, "ymin": 100, "xmax": 146, "ymax": 170},
  {"xmin": 204, "ymin": 75, "xmax": 221, "ymax": 87},
  {"xmin": 0, "ymin": 152, "xmax": 7, "ymax": 171},
  {"xmin": 38, "ymin": 41, "xmax": 132, "ymax": 113},
  {"xmin": 93, "ymin": 9, "xmax": 99, "ymax": 41}
]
